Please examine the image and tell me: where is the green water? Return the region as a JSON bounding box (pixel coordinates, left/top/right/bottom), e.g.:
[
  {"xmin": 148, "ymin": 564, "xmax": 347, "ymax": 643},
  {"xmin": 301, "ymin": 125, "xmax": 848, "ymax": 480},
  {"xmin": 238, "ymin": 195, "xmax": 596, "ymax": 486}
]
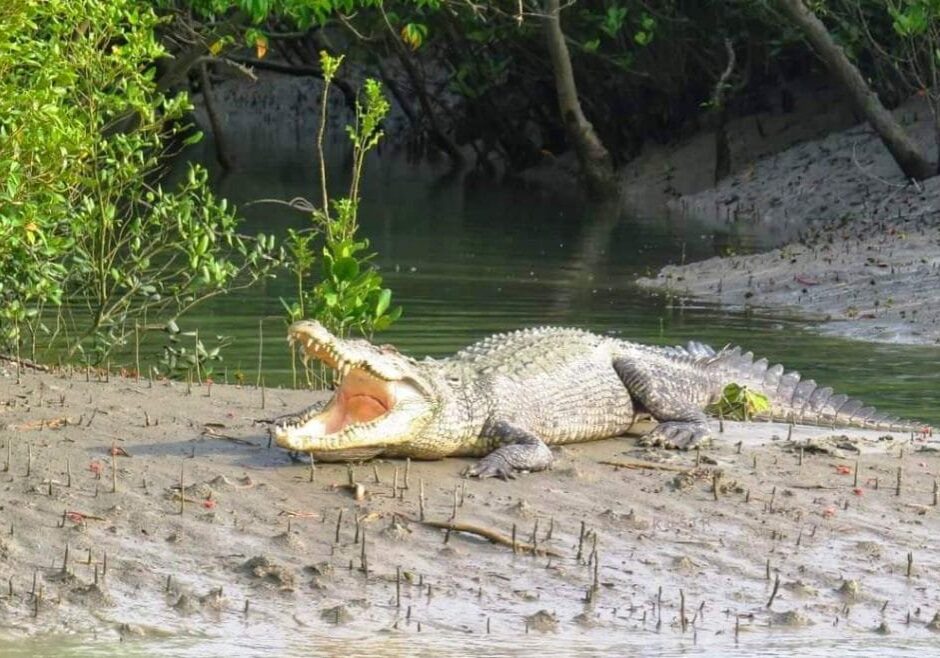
[{"xmin": 166, "ymin": 145, "xmax": 940, "ymax": 425}]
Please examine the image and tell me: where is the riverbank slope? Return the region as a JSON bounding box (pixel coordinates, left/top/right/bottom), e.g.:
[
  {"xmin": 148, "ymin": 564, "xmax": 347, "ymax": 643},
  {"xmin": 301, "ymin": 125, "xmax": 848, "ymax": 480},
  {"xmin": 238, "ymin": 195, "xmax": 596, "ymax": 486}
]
[{"xmin": 635, "ymin": 96, "xmax": 940, "ymax": 345}]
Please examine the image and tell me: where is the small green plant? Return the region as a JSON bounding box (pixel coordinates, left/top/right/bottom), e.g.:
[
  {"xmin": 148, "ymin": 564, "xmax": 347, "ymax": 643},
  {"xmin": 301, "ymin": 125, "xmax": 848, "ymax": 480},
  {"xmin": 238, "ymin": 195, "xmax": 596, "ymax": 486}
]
[
  {"xmin": 158, "ymin": 320, "xmax": 233, "ymax": 381},
  {"xmin": 707, "ymin": 383, "xmax": 771, "ymax": 421},
  {"xmin": 282, "ymin": 51, "xmax": 401, "ymax": 339}
]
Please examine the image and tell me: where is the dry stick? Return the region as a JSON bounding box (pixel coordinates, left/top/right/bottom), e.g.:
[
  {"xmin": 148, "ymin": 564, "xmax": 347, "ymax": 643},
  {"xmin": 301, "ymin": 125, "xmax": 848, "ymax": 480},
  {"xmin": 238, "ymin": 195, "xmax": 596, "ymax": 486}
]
[
  {"xmin": 134, "ymin": 321, "xmax": 141, "ymax": 384},
  {"xmin": 256, "ymin": 318, "xmax": 263, "ymax": 387},
  {"xmin": 577, "ymin": 521, "xmax": 586, "ymax": 562},
  {"xmin": 907, "ymin": 551, "xmax": 913, "ymax": 578},
  {"xmin": 404, "ymin": 458, "xmax": 411, "ymax": 489},
  {"xmin": 335, "ymin": 509, "xmax": 344, "ymax": 543},
  {"xmin": 402, "ymin": 516, "xmax": 563, "ymax": 557},
  {"xmin": 854, "ymin": 459, "xmax": 860, "ymax": 488},
  {"xmin": 767, "ymin": 573, "xmax": 781, "ymax": 608},
  {"xmin": 360, "ymin": 528, "xmax": 368, "ymax": 577},
  {"xmin": 934, "ymin": 479, "xmax": 939, "ymax": 507},
  {"xmin": 396, "ymin": 566, "xmax": 402, "ymax": 608},
  {"xmin": 511, "ymin": 523, "xmax": 517, "ymax": 555},
  {"xmin": 309, "ymin": 456, "xmax": 316, "ymax": 483},
  {"xmin": 391, "ymin": 466, "xmax": 399, "ymax": 498},
  {"xmin": 896, "ymin": 466, "xmax": 903, "ymax": 496},
  {"xmin": 713, "ymin": 472, "xmax": 721, "ymax": 501},
  {"xmin": 418, "ymin": 479, "xmax": 426, "ymax": 521},
  {"xmin": 111, "ymin": 442, "xmax": 118, "ymax": 493},
  {"xmin": 373, "ymin": 463, "xmax": 380, "ymax": 484},
  {"xmin": 178, "ymin": 462, "xmax": 185, "ymax": 515},
  {"xmin": 66, "ymin": 459, "xmax": 71, "ymax": 488},
  {"xmin": 598, "ymin": 459, "xmax": 691, "ymax": 473},
  {"xmin": 26, "ymin": 442, "xmax": 31, "ymax": 477},
  {"xmin": 680, "ymin": 589, "xmax": 687, "ymax": 632}
]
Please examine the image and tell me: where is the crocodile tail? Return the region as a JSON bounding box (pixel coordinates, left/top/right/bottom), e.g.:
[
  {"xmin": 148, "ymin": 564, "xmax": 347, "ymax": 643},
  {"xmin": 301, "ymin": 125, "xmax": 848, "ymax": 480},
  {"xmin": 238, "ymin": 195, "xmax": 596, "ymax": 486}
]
[{"xmin": 701, "ymin": 344, "xmax": 924, "ymax": 433}]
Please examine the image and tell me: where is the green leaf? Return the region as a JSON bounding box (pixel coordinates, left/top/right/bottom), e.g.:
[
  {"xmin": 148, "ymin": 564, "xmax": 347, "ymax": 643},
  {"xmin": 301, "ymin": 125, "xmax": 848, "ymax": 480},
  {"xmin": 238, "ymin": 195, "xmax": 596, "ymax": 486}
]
[
  {"xmin": 331, "ymin": 256, "xmax": 360, "ymax": 281},
  {"xmin": 375, "ymin": 288, "xmax": 392, "ymax": 317}
]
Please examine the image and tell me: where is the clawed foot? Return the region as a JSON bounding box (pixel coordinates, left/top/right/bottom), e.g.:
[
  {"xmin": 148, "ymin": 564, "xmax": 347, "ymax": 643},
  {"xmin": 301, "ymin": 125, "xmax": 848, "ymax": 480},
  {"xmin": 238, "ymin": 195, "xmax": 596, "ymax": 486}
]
[
  {"xmin": 640, "ymin": 421, "xmax": 711, "ymax": 450},
  {"xmin": 464, "ymin": 454, "xmax": 519, "ymax": 480}
]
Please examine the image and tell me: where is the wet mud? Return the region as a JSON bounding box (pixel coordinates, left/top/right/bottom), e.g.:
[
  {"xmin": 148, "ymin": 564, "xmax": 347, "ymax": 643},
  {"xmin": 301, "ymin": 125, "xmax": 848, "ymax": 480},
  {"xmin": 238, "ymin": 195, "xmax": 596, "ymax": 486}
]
[{"xmin": 1, "ymin": 364, "xmax": 940, "ymax": 653}]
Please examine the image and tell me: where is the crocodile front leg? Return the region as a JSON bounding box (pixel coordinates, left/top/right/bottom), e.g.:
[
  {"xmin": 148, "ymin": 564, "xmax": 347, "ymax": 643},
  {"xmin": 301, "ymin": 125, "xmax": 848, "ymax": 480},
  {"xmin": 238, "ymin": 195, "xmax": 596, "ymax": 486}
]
[
  {"xmin": 614, "ymin": 358, "xmax": 713, "ymax": 449},
  {"xmin": 464, "ymin": 420, "xmax": 553, "ymax": 479}
]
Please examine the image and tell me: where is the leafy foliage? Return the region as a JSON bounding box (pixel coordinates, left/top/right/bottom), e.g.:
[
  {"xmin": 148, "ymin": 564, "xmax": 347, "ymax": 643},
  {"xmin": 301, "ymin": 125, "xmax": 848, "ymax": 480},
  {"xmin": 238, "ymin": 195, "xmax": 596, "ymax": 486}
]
[
  {"xmin": 0, "ymin": 0, "xmax": 282, "ymax": 361},
  {"xmin": 281, "ymin": 52, "xmax": 400, "ymax": 338}
]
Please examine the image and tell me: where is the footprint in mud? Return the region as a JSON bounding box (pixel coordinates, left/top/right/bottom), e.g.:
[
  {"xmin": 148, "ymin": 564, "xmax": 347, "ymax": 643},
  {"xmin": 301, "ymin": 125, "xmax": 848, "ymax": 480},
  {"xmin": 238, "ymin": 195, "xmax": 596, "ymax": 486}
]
[
  {"xmin": 171, "ymin": 593, "xmax": 200, "ymax": 615},
  {"xmin": 573, "ymin": 611, "xmax": 599, "ymax": 628},
  {"xmin": 199, "ymin": 586, "xmax": 226, "ymax": 610},
  {"xmin": 783, "ymin": 580, "xmax": 819, "ymax": 597},
  {"xmin": 381, "ymin": 516, "xmax": 411, "ymax": 540},
  {"xmin": 926, "ymin": 612, "xmax": 940, "ymax": 632},
  {"xmin": 242, "ymin": 555, "xmax": 296, "ymax": 590},
  {"xmin": 507, "ymin": 499, "xmax": 536, "ymax": 518},
  {"xmin": 837, "ymin": 578, "xmax": 861, "ymax": 601},
  {"xmin": 320, "ymin": 600, "xmax": 368, "ymax": 625},
  {"xmin": 66, "ymin": 582, "xmax": 113, "ymax": 608},
  {"xmin": 270, "ymin": 529, "xmax": 306, "ymax": 552},
  {"xmin": 771, "ymin": 609, "xmax": 813, "ymax": 627},
  {"xmin": 525, "ymin": 609, "xmax": 558, "ymax": 632}
]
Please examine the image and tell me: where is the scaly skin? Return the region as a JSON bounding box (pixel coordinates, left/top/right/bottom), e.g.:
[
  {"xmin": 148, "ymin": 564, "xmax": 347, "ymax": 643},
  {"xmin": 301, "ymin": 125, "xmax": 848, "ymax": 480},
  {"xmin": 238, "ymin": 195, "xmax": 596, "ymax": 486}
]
[{"xmin": 273, "ymin": 321, "xmax": 925, "ymax": 478}]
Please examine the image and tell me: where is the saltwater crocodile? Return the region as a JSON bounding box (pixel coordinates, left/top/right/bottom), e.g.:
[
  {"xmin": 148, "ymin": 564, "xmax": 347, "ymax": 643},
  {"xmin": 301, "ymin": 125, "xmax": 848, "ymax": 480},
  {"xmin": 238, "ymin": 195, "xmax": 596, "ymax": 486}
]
[{"xmin": 272, "ymin": 320, "xmax": 923, "ymax": 478}]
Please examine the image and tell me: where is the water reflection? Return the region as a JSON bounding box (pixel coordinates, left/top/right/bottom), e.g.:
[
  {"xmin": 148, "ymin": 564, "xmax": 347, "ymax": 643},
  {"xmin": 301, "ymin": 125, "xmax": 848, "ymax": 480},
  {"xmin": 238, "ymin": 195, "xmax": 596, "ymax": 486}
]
[{"xmin": 170, "ymin": 142, "xmax": 940, "ymax": 423}]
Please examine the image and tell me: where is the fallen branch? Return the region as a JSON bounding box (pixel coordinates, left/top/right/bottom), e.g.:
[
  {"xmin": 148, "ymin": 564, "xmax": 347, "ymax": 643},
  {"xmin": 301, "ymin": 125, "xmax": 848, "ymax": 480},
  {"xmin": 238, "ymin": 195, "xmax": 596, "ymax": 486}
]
[
  {"xmin": 276, "ymin": 509, "xmax": 319, "ymax": 518},
  {"xmin": 399, "ymin": 514, "xmax": 564, "ymax": 558},
  {"xmin": 598, "ymin": 459, "xmax": 693, "ymax": 473},
  {"xmin": 201, "ymin": 425, "xmax": 256, "ymax": 445},
  {"xmin": 9, "ymin": 417, "xmax": 73, "ymax": 431}
]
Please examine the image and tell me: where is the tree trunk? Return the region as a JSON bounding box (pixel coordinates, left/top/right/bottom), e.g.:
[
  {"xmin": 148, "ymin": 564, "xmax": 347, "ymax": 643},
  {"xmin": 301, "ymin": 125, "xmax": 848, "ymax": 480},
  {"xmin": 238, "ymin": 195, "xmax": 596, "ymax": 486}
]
[
  {"xmin": 712, "ymin": 39, "xmax": 736, "ymax": 184},
  {"xmin": 776, "ymin": 0, "xmax": 933, "ymax": 181},
  {"xmin": 198, "ymin": 63, "xmax": 234, "ymax": 171},
  {"xmin": 541, "ymin": 0, "xmax": 617, "ymax": 196}
]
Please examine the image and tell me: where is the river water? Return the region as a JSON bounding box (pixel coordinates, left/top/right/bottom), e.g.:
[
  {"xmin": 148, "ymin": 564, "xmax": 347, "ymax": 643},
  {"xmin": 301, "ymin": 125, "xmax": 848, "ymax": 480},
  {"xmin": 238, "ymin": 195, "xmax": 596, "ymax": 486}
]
[{"xmin": 174, "ymin": 144, "xmax": 939, "ymax": 425}]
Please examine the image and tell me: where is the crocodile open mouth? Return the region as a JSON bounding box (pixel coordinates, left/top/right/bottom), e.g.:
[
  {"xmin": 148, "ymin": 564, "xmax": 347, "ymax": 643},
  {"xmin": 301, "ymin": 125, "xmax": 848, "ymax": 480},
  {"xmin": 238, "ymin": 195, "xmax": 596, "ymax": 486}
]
[{"xmin": 273, "ymin": 323, "xmax": 431, "ymax": 460}]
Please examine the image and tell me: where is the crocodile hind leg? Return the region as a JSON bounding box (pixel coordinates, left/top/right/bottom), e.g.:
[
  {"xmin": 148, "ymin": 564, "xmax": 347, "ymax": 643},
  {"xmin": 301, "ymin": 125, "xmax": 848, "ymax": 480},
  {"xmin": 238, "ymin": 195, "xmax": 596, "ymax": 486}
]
[
  {"xmin": 614, "ymin": 358, "xmax": 713, "ymax": 449},
  {"xmin": 464, "ymin": 420, "xmax": 553, "ymax": 479}
]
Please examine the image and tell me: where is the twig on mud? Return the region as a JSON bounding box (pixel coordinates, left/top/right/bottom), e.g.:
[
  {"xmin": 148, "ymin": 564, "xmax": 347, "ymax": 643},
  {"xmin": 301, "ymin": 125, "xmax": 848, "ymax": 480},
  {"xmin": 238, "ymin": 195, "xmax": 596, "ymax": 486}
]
[
  {"xmin": 598, "ymin": 459, "xmax": 694, "ymax": 473},
  {"xmin": 398, "ymin": 514, "xmax": 564, "ymax": 558},
  {"xmin": 65, "ymin": 511, "xmax": 107, "ymax": 523},
  {"xmin": 9, "ymin": 417, "xmax": 74, "ymax": 431},
  {"xmin": 276, "ymin": 509, "xmax": 319, "ymax": 518},
  {"xmin": 788, "ymin": 483, "xmax": 839, "ymax": 490},
  {"xmin": 200, "ymin": 425, "xmax": 257, "ymax": 445}
]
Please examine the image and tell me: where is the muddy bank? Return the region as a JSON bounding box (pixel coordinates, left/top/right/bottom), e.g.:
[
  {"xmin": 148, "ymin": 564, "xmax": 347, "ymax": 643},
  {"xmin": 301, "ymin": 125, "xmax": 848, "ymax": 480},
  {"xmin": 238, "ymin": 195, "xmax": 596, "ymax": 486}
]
[
  {"xmin": 639, "ymin": 210, "xmax": 940, "ymax": 345},
  {"xmin": 637, "ymin": 94, "xmax": 940, "ymax": 345},
  {"xmin": 2, "ymin": 364, "xmax": 940, "ymax": 653}
]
